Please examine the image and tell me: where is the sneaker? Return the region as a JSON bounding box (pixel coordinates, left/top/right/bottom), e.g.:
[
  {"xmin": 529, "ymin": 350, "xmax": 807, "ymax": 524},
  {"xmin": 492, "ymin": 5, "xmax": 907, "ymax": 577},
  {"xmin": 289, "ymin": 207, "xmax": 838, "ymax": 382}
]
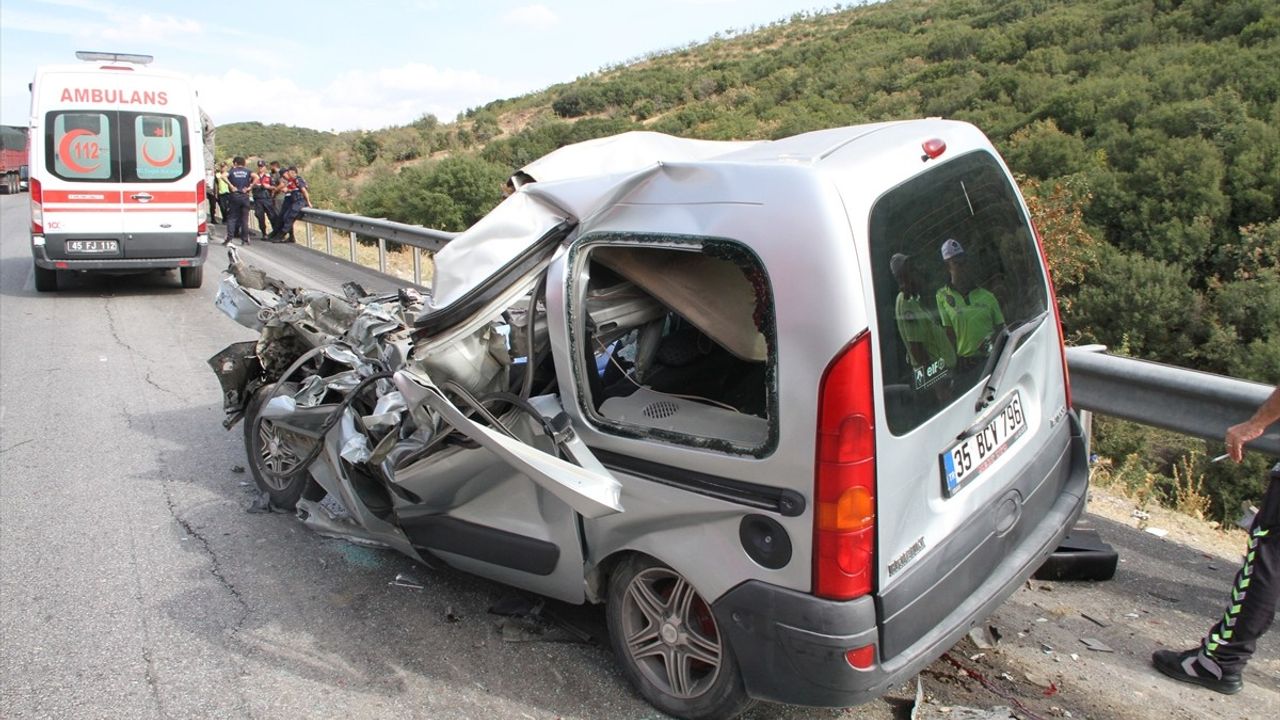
[{"xmin": 1152, "ymin": 648, "xmax": 1243, "ymax": 695}]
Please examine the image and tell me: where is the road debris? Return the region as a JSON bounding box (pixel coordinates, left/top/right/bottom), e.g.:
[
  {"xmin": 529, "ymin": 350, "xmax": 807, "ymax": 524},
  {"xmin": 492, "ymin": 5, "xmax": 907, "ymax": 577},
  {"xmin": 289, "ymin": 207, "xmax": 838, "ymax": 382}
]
[
  {"xmin": 444, "ymin": 606, "xmax": 461, "ymax": 623},
  {"xmin": 1144, "ymin": 527, "xmax": 1169, "ymax": 538},
  {"xmin": 245, "ymin": 490, "xmax": 283, "ymax": 514},
  {"xmin": 1079, "ymin": 637, "xmax": 1114, "ymax": 653},
  {"xmin": 230, "ymin": 464, "xmax": 245, "ymax": 474},
  {"xmin": 968, "ymin": 625, "xmax": 1002, "ymax": 650},
  {"xmin": 488, "ymin": 592, "xmax": 595, "ymax": 644},
  {"xmin": 1081, "ymin": 612, "xmax": 1109, "ymax": 627},
  {"xmin": 940, "ymin": 653, "xmax": 1052, "ymax": 720},
  {"xmin": 389, "ymin": 573, "xmax": 425, "ymax": 590}
]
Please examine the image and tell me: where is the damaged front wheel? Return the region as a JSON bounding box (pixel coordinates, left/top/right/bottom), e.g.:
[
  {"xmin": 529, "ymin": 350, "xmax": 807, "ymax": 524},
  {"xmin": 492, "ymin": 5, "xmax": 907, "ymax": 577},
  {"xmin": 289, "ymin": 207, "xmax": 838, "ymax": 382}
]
[{"xmin": 245, "ymin": 382, "xmax": 326, "ymax": 510}]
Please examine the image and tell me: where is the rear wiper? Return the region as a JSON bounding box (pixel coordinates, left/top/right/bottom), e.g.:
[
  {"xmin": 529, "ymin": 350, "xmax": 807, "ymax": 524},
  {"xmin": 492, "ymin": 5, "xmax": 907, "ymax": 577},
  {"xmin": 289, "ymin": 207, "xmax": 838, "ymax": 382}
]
[{"xmin": 962, "ymin": 310, "xmax": 1050, "ymax": 433}]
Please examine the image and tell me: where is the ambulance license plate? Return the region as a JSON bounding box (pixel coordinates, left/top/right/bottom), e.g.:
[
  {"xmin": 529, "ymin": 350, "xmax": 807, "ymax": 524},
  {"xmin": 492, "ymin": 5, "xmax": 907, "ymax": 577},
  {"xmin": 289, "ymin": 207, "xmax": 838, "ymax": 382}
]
[
  {"xmin": 66, "ymin": 240, "xmax": 118, "ymax": 253},
  {"xmin": 941, "ymin": 392, "xmax": 1027, "ymax": 497}
]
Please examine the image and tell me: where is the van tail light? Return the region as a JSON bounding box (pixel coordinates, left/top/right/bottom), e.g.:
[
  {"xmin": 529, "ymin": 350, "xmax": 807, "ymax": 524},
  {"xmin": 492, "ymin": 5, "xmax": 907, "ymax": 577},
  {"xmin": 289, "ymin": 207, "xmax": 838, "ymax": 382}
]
[
  {"xmin": 196, "ymin": 179, "xmax": 208, "ymax": 233},
  {"xmin": 845, "ymin": 644, "xmax": 876, "ymax": 669},
  {"xmin": 814, "ymin": 331, "xmax": 877, "ymax": 600},
  {"xmin": 30, "ymin": 177, "xmax": 43, "ymax": 234},
  {"xmin": 1030, "ymin": 222, "xmax": 1071, "ymax": 409}
]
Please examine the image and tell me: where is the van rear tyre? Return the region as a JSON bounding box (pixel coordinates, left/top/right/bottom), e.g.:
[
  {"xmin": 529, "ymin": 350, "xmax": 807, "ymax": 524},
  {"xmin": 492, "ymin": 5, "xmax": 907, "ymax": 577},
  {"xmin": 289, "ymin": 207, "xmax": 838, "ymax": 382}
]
[
  {"xmin": 180, "ymin": 265, "xmax": 203, "ymax": 289},
  {"xmin": 606, "ymin": 554, "xmax": 753, "ymax": 720},
  {"xmin": 33, "ymin": 263, "xmax": 58, "ymax": 292}
]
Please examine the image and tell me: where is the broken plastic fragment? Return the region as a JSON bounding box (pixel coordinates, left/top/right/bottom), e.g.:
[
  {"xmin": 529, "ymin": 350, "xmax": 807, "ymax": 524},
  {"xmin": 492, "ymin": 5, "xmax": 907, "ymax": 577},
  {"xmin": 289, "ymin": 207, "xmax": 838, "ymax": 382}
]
[
  {"xmin": 1080, "ymin": 637, "xmax": 1114, "ymax": 653},
  {"xmin": 389, "ymin": 572, "xmax": 425, "ymax": 590}
]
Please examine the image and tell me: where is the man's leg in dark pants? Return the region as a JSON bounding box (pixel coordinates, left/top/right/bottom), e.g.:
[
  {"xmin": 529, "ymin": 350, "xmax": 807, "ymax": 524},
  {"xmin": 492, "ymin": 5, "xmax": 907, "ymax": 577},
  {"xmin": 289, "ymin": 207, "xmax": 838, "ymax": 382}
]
[
  {"xmin": 1203, "ymin": 470, "xmax": 1280, "ymax": 672},
  {"xmin": 280, "ymin": 199, "xmax": 300, "ymax": 242},
  {"xmin": 227, "ymin": 194, "xmax": 251, "ymax": 244},
  {"xmin": 253, "ymin": 197, "xmax": 269, "ymax": 236}
]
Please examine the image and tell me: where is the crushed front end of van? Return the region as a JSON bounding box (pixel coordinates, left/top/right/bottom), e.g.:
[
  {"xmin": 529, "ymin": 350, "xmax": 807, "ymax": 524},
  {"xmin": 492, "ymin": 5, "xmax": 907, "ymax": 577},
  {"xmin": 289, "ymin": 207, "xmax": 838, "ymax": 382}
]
[{"xmin": 210, "ymin": 121, "xmax": 1088, "ymax": 720}]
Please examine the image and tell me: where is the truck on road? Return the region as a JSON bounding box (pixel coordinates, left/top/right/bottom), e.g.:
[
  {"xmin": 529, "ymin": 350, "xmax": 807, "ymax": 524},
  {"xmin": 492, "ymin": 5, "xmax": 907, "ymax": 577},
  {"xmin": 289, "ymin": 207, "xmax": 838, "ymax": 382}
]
[{"xmin": 0, "ymin": 125, "xmax": 27, "ymax": 194}]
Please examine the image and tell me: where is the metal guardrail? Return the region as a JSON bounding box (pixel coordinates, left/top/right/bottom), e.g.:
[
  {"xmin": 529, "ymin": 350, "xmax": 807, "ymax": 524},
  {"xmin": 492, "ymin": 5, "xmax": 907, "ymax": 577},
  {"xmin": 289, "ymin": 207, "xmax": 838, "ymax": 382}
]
[
  {"xmin": 295, "ymin": 208, "xmax": 458, "ymax": 286},
  {"xmin": 285, "ymin": 208, "xmax": 1279, "ymax": 457},
  {"xmin": 1067, "ymin": 346, "xmax": 1279, "ymax": 457}
]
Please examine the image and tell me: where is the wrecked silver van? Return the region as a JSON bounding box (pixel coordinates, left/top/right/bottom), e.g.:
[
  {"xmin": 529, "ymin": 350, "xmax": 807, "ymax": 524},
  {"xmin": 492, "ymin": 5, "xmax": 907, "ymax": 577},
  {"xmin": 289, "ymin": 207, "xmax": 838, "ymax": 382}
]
[{"xmin": 210, "ymin": 122, "xmax": 1088, "ymax": 719}]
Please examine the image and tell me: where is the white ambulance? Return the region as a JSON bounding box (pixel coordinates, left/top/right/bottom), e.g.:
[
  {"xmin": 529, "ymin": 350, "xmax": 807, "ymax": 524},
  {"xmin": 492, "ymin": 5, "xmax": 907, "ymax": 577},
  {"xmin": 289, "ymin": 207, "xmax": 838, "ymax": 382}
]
[{"xmin": 28, "ymin": 52, "xmax": 209, "ymax": 292}]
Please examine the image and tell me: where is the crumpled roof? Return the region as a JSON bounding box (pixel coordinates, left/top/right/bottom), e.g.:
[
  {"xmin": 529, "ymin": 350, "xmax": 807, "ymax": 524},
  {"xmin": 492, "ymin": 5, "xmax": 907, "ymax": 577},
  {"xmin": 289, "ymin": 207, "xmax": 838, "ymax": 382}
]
[{"xmin": 428, "ymin": 132, "xmax": 764, "ymax": 312}]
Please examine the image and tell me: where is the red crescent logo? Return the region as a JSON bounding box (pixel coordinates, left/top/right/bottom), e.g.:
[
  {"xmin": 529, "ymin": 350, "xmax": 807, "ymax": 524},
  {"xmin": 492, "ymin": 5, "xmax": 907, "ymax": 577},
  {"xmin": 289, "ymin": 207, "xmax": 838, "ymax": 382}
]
[
  {"xmin": 58, "ymin": 129, "xmax": 101, "ymax": 174},
  {"xmin": 142, "ymin": 140, "xmax": 176, "ymax": 167}
]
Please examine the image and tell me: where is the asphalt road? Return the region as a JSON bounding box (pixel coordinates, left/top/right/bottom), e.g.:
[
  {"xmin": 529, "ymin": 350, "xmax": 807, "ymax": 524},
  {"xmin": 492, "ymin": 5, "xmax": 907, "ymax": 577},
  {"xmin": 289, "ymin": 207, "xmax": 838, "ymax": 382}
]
[{"xmin": 0, "ymin": 193, "xmax": 1276, "ymax": 720}]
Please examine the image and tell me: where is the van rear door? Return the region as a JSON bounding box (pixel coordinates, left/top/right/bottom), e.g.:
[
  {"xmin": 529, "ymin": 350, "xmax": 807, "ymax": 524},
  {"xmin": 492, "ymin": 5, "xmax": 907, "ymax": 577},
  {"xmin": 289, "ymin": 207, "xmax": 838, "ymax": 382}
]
[{"xmin": 864, "ymin": 149, "xmax": 1072, "ymax": 659}]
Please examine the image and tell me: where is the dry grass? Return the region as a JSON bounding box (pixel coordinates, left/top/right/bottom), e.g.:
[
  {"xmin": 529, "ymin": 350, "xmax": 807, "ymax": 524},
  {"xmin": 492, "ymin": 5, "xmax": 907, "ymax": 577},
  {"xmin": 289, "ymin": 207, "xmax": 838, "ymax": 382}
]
[{"xmin": 297, "ymin": 222, "xmax": 435, "ymax": 287}]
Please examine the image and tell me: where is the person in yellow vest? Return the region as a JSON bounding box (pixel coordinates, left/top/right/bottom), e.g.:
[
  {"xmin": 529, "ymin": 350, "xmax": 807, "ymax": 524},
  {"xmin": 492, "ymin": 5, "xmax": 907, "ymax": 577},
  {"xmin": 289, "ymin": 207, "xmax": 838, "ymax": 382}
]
[
  {"xmin": 935, "ymin": 238, "xmax": 1003, "ymax": 372},
  {"xmin": 890, "ymin": 252, "xmax": 955, "ymax": 391}
]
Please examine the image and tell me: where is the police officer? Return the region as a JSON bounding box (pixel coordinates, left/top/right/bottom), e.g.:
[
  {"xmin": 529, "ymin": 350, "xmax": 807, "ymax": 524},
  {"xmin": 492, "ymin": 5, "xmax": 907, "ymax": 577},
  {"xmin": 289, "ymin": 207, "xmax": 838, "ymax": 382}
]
[
  {"xmin": 223, "ymin": 156, "xmax": 253, "ymax": 245},
  {"xmin": 251, "ymin": 160, "xmax": 276, "ymax": 238},
  {"xmin": 272, "ymin": 166, "xmax": 310, "ymax": 243},
  {"xmin": 269, "ymin": 161, "xmax": 286, "ymax": 220},
  {"xmin": 1153, "ymin": 384, "xmax": 1280, "ymax": 694}
]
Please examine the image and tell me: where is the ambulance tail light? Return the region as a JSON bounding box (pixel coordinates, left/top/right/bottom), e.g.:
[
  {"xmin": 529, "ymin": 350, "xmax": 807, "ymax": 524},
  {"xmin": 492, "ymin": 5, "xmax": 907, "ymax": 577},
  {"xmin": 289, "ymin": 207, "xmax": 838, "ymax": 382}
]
[
  {"xmin": 196, "ymin": 179, "xmax": 207, "ymax": 234},
  {"xmin": 30, "ymin": 178, "xmax": 43, "ymax": 234},
  {"xmin": 814, "ymin": 331, "xmax": 877, "ymax": 601}
]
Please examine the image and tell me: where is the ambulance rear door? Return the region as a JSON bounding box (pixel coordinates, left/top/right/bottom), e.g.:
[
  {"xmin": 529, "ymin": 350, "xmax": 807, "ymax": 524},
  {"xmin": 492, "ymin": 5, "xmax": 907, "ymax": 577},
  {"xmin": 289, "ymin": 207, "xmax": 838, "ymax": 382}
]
[
  {"xmin": 115, "ymin": 72, "xmax": 200, "ymax": 260},
  {"xmin": 37, "ymin": 70, "xmax": 125, "ymax": 246}
]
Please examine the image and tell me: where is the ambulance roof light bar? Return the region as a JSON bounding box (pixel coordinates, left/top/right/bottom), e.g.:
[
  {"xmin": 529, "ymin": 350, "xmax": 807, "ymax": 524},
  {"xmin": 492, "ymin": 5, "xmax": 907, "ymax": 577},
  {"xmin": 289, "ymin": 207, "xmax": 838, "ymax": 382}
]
[{"xmin": 75, "ymin": 51, "xmax": 154, "ymax": 65}]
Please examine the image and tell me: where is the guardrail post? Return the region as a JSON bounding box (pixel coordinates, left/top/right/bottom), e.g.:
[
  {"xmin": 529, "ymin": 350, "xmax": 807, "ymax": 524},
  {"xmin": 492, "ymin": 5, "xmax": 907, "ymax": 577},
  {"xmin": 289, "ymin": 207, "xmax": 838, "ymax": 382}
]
[
  {"xmin": 412, "ymin": 248, "xmax": 421, "ymax": 286},
  {"xmin": 378, "ymin": 238, "xmax": 387, "ymax": 275},
  {"xmin": 304, "ymin": 222, "xmax": 312, "ymax": 248},
  {"xmin": 349, "ymin": 231, "xmax": 357, "ymax": 263},
  {"xmin": 325, "ymin": 226, "xmax": 333, "ymax": 256}
]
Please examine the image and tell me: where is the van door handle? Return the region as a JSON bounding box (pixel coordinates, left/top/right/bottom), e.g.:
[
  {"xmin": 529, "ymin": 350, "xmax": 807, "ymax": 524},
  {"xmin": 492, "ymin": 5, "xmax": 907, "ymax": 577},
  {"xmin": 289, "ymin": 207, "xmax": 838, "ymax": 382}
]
[{"xmin": 131, "ymin": 193, "xmax": 153, "ymax": 203}]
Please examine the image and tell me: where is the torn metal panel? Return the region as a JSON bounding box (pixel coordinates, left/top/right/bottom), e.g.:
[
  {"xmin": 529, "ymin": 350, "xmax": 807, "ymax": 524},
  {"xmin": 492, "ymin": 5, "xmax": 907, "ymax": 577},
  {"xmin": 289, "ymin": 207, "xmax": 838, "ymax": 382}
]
[{"xmin": 394, "ymin": 369, "xmax": 624, "ymax": 519}]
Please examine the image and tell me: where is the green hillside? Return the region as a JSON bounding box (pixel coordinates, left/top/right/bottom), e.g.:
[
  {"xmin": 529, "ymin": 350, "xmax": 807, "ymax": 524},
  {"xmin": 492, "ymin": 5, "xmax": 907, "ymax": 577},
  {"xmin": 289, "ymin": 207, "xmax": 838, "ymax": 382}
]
[
  {"xmin": 214, "ymin": 121, "xmax": 336, "ymax": 164},
  {"xmin": 227, "ymin": 0, "xmax": 1280, "ymax": 519}
]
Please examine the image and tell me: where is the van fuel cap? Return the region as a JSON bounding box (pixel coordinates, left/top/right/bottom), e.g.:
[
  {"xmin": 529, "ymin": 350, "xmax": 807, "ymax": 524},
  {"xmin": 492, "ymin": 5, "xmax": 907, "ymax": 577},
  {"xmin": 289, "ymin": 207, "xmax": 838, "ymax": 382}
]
[{"xmin": 740, "ymin": 515, "xmax": 792, "ymax": 569}]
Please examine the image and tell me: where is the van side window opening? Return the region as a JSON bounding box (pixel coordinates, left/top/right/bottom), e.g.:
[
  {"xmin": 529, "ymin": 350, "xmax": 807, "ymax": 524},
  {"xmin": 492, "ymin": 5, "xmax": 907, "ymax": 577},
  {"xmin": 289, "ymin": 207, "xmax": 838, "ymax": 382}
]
[
  {"xmin": 48, "ymin": 112, "xmax": 114, "ymax": 181},
  {"xmin": 574, "ymin": 239, "xmax": 778, "ymax": 456},
  {"xmin": 869, "ymin": 151, "xmax": 1049, "ymax": 435},
  {"xmin": 45, "ymin": 110, "xmax": 189, "ymax": 183}
]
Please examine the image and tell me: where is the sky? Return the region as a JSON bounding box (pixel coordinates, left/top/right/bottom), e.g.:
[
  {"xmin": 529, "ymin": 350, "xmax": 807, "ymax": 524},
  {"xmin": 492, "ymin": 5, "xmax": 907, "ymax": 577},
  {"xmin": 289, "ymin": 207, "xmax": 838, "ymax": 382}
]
[{"xmin": 1, "ymin": 0, "xmax": 845, "ymax": 132}]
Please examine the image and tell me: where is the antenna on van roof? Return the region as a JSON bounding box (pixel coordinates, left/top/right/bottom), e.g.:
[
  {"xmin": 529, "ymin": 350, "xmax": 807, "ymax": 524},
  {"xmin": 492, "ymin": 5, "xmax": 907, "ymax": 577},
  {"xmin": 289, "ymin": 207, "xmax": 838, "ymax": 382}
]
[{"xmin": 75, "ymin": 51, "xmax": 154, "ymax": 65}]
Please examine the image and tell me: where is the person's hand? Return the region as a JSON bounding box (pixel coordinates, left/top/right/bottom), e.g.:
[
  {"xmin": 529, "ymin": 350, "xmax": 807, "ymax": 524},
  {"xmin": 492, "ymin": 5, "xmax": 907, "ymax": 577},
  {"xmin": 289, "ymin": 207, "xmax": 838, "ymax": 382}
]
[{"xmin": 1226, "ymin": 419, "xmax": 1266, "ymax": 463}]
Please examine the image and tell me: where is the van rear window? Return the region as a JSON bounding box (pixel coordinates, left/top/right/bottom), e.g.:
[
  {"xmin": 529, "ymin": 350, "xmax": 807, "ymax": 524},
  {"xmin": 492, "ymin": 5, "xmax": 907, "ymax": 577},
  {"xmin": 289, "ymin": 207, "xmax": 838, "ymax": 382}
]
[
  {"xmin": 45, "ymin": 110, "xmax": 190, "ymax": 183},
  {"xmin": 869, "ymin": 151, "xmax": 1049, "ymax": 435},
  {"xmin": 49, "ymin": 112, "xmax": 114, "ymax": 180}
]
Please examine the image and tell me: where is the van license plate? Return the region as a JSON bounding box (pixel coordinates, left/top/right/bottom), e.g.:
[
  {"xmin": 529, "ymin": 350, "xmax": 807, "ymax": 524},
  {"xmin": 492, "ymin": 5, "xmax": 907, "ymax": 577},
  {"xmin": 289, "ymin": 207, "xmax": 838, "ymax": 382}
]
[
  {"xmin": 941, "ymin": 392, "xmax": 1027, "ymax": 497},
  {"xmin": 66, "ymin": 240, "xmax": 118, "ymax": 253}
]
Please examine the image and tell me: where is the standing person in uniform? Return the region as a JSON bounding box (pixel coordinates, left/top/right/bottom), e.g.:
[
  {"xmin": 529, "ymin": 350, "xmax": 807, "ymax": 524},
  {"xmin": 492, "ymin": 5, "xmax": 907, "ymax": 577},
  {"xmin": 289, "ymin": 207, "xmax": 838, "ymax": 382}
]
[
  {"xmin": 935, "ymin": 238, "xmax": 1004, "ymax": 375},
  {"xmin": 1153, "ymin": 384, "xmax": 1280, "ymax": 694},
  {"xmin": 251, "ymin": 160, "xmax": 276, "ymax": 239},
  {"xmin": 269, "ymin": 161, "xmax": 286, "ymax": 221},
  {"xmin": 224, "ymin": 156, "xmax": 254, "ymax": 246},
  {"xmin": 271, "ymin": 166, "xmax": 310, "ymax": 243},
  {"xmin": 205, "ymin": 167, "xmax": 219, "ymax": 224},
  {"xmin": 215, "ymin": 162, "xmax": 231, "ymax": 226}
]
